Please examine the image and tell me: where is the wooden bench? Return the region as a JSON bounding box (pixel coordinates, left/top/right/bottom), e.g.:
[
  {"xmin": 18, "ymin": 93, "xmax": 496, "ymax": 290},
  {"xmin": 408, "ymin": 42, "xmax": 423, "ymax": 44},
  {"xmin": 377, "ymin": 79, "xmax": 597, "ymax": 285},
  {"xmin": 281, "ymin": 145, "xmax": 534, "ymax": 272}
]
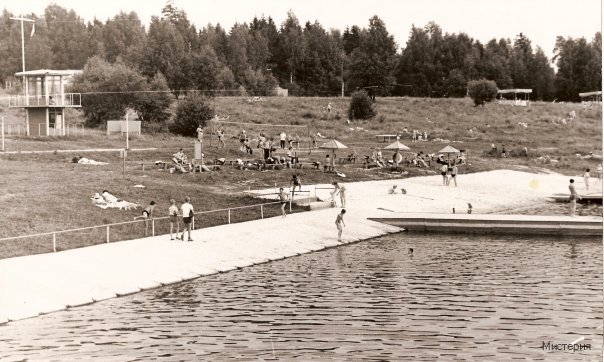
[
  {"xmin": 338, "ymin": 156, "xmax": 357, "ymax": 164},
  {"xmin": 294, "ymin": 162, "xmax": 320, "ymax": 170},
  {"xmin": 375, "ymin": 134, "xmax": 398, "ymax": 142},
  {"xmin": 192, "ymin": 164, "xmax": 221, "ymax": 173},
  {"xmin": 140, "ymin": 161, "xmax": 168, "ymax": 171}
]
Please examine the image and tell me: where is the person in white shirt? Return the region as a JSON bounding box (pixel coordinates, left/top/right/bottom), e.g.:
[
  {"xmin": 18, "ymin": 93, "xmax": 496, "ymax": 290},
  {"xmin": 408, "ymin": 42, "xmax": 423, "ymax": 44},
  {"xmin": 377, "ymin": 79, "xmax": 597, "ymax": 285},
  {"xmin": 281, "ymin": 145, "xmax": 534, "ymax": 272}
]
[
  {"xmin": 583, "ymin": 168, "xmax": 590, "ymax": 190},
  {"xmin": 180, "ymin": 196, "xmax": 195, "ymax": 241},
  {"xmin": 196, "ymin": 126, "xmax": 203, "ymax": 144},
  {"xmin": 280, "ymin": 131, "xmax": 287, "ymax": 149}
]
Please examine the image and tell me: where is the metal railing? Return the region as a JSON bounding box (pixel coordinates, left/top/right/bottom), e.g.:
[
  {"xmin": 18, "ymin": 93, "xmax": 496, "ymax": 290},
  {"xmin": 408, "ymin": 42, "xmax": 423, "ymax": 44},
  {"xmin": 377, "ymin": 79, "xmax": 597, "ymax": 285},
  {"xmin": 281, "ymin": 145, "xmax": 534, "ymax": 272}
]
[
  {"xmin": 2, "ymin": 124, "xmax": 25, "ymax": 136},
  {"xmin": 33, "ymin": 124, "xmax": 85, "ymax": 137},
  {"xmin": 8, "ymin": 93, "xmax": 82, "ymax": 107},
  {"xmin": 0, "ymin": 199, "xmax": 297, "ymax": 255}
]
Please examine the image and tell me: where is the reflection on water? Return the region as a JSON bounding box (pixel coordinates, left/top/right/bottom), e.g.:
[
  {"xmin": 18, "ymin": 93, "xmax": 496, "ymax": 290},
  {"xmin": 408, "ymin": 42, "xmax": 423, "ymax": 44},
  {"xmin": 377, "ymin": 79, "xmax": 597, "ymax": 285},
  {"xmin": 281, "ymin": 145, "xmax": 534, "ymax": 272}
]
[{"xmin": 1, "ymin": 234, "xmax": 602, "ymax": 361}]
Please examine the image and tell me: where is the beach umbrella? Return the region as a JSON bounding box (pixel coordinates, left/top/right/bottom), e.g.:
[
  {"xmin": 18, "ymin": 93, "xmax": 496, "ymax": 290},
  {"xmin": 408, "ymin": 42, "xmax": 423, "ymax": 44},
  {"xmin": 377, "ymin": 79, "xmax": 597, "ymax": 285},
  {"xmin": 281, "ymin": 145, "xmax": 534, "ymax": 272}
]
[
  {"xmin": 438, "ymin": 145, "xmax": 461, "ymax": 163},
  {"xmin": 383, "ymin": 140, "xmax": 411, "ymax": 151},
  {"xmin": 384, "ymin": 140, "xmax": 411, "ymax": 167},
  {"xmin": 319, "ymin": 139, "xmax": 348, "ymax": 170}
]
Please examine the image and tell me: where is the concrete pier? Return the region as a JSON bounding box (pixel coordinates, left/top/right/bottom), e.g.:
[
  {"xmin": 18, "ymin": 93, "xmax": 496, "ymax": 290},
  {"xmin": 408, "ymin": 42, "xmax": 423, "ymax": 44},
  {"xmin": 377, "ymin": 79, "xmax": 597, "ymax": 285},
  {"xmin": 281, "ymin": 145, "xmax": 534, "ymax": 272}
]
[{"xmin": 369, "ymin": 213, "xmax": 603, "ymax": 236}]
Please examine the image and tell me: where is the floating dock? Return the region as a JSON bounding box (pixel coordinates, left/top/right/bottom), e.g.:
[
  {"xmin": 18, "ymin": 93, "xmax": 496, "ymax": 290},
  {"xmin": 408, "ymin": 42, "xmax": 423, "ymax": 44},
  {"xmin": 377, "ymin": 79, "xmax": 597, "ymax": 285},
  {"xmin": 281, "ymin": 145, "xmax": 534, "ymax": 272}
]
[
  {"xmin": 549, "ymin": 193, "xmax": 602, "ymax": 204},
  {"xmin": 369, "ymin": 213, "xmax": 603, "ymax": 236}
]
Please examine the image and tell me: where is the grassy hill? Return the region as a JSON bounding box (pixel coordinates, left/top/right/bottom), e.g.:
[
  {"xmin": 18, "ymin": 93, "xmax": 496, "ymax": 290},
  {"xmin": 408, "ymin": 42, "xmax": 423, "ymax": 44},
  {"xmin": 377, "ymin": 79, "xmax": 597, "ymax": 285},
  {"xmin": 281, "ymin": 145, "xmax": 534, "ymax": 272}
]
[{"xmin": 0, "ymin": 96, "xmax": 601, "ymax": 258}]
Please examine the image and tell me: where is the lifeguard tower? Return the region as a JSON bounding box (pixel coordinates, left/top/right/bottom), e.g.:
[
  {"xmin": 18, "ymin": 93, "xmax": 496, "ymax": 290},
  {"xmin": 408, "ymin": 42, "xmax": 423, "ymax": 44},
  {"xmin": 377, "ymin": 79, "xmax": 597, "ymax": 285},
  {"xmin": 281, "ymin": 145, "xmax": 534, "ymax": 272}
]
[{"xmin": 8, "ymin": 69, "xmax": 82, "ymax": 136}]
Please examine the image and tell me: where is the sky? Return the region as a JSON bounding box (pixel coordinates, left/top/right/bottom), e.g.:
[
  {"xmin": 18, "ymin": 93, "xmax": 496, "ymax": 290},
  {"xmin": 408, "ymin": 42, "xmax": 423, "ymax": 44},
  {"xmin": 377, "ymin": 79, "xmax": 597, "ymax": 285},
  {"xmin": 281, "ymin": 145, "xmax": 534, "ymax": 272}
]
[{"xmin": 2, "ymin": 0, "xmax": 602, "ymax": 57}]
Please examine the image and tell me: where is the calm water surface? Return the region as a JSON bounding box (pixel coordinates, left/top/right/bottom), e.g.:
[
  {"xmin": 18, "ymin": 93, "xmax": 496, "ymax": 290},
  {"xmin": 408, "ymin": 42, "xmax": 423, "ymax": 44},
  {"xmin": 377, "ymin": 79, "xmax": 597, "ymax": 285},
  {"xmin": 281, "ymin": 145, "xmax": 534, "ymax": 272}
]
[{"xmin": 1, "ymin": 233, "xmax": 602, "ymax": 361}]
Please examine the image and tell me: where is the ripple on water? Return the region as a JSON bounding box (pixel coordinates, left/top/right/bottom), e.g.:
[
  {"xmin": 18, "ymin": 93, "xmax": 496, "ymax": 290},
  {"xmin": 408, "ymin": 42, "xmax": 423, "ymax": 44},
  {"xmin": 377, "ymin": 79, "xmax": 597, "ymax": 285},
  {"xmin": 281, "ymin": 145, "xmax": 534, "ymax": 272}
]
[{"xmin": 0, "ymin": 233, "xmax": 602, "ymax": 361}]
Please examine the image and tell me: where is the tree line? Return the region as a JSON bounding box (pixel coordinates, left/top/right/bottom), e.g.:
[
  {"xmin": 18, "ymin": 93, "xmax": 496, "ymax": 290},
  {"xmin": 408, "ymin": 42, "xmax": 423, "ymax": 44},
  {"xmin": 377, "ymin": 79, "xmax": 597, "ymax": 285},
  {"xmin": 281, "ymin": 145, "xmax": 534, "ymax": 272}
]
[{"xmin": 0, "ymin": 2, "xmax": 600, "ymax": 102}]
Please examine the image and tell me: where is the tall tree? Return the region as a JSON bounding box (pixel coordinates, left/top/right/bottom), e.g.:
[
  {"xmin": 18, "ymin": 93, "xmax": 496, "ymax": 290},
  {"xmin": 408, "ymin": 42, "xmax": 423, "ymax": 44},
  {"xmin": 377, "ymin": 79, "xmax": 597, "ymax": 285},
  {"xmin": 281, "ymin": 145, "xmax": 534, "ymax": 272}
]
[
  {"xmin": 509, "ymin": 33, "xmax": 534, "ymax": 88},
  {"xmin": 528, "ymin": 47, "xmax": 555, "ymax": 100},
  {"xmin": 348, "ymin": 16, "xmax": 398, "ymax": 95},
  {"xmin": 140, "ymin": 16, "xmax": 186, "ymax": 94},
  {"xmin": 397, "ymin": 25, "xmax": 433, "ymax": 96},
  {"xmin": 554, "ymin": 34, "xmax": 600, "ymax": 101},
  {"xmin": 478, "ymin": 38, "xmax": 513, "ymax": 89},
  {"xmin": 279, "ymin": 11, "xmax": 305, "ymax": 85},
  {"xmin": 44, "ymin": 4, "xmax": 90, "ymax": 68},
  {"xmin": 102, "ymin": 12, "xmax": 146, "ymax": 64}
]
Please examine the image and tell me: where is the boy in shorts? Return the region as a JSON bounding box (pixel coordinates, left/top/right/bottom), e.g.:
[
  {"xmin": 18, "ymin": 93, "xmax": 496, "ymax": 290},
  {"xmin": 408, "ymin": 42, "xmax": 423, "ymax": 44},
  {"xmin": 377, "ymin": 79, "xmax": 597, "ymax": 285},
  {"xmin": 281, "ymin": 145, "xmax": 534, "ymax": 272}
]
[
  {"xmin": 168, "ymin": 199, "xmax": 179, "ymax": 240},
  {"xmin": 291, "ymin": 174, "xmax": 302, "ymax": 195},
  {"xmin": 335, "ymin": 209, "xmax": 346, "ymax": 242},
  {"xmin": 278, "ymin": 188, "xmax": 289, "ymax": 217}
]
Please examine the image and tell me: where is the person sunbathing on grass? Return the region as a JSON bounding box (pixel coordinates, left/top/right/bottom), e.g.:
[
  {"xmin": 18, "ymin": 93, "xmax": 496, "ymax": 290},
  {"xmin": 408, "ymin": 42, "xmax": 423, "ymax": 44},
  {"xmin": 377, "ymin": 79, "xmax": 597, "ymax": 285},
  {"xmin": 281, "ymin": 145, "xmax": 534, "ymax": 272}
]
[{"xmin": 102, "ymin": 190, "xmax": 122, "ymax": 203}]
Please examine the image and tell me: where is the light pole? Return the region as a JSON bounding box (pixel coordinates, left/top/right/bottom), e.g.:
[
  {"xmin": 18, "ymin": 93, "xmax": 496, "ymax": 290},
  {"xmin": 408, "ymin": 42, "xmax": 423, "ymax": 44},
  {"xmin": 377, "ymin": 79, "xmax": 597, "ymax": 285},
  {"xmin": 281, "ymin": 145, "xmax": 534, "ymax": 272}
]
[
  {"xmin": 10, "ymin": 16, "xmax": 35, "ymax": 105},
  {"xmin": 341, "ymin": 52, "xmax": 345, "ymax": 98}
]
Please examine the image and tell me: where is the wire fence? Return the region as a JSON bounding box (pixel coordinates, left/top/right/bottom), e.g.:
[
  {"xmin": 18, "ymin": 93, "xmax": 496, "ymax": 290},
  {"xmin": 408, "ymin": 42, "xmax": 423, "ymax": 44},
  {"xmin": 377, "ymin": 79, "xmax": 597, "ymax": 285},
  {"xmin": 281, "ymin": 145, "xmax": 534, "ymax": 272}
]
[
  {"xmin": 0, "ymin": 198, "xmax": 308, "ymax": 259},
  {"xmin": 0, "ymin": 124, "xmax": 84, "ymax": 137}
]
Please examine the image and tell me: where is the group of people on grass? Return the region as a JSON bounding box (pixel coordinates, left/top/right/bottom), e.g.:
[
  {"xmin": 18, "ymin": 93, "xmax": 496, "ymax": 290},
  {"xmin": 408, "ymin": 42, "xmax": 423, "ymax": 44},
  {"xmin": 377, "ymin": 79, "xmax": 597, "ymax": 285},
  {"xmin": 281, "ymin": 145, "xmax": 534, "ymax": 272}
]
[{"xmin": 237, "ymin": 130, "xmax": 302, "ymax": 155}]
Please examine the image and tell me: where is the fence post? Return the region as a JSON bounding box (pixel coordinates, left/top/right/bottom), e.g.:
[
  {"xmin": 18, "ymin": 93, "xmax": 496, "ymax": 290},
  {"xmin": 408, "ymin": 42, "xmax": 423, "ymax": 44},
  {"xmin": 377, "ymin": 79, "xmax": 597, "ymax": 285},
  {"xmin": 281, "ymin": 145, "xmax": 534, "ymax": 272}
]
[
  {"xmin": 228, "ymin": 209, "xmax": 231, "ymax": 224},
  {"xmin": 52, "ymin": 233, "xmax": 56, "ymax": 252},
  {"xmin": 260, "ymin": 204, "xmax": 264, "ymax": 219},
  {"xmin": 106, "ymin": 225, "xmax": 110, "ymax": 243},
  {"xmin": 152, "ymin": 219, "xmax": 155, "ymax": 236}
]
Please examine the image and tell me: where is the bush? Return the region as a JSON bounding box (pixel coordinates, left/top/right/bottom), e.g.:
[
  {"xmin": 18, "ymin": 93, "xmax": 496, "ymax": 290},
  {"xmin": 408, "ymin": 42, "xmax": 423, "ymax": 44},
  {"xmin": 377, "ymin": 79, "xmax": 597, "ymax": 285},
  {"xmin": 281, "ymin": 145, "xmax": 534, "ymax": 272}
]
[
  {"xmin": 134, "ymin": 73, "xmax": 174, "ymax": 125},
  {"xmin": 348, "ymin": 90, "xmax": 375, "ymax": 120},
  {"xmin": 468, "ymin": 79, "xmax": 498, "ymax": 106},
  {"xmin": 170, "ymin": 96, "xmax": 214, "ymax": 137}
]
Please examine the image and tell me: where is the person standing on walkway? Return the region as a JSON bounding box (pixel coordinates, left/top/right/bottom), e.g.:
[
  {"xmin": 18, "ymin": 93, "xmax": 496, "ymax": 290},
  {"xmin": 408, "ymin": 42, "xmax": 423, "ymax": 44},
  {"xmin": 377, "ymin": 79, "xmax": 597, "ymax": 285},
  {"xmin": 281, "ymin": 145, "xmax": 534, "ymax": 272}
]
[
  {"xmin": 450, "ymin": 164, "xmax": 458, "ymax": 187},
  {"xmin": 280, "ymin": 131, "xmax": 287, "ymax": 149},
  {"xmin": 597, "ymin": 164, "xmax": 603, "ymax": 183},
  {"xmin": 169, "ymin": 199, "xmax": 179, "ymax": 240},
  {"xmin": 278, "ymin": 188, "xmax": 289, "ymax": 217},
  {"xmin": 181, "ymin": 196, "xmax": 195, "ymax": 241},
  {"xmin": 568, "ymin": 179, "xmax": 580, "ymax": 217},
  {"xmin": 583, "ymin": 168, "xmax": 590, "ymax": 191},
  {"xmin": 440, "ymin": 163, "xmax": 448, "ymax": 186},
  {"xmin": 335, "ymin": 209, "xmax": 346, "ymax": 241},
  {"xmin": 332, "ymin": 181, "xmax": 347, "ymax": 207}
]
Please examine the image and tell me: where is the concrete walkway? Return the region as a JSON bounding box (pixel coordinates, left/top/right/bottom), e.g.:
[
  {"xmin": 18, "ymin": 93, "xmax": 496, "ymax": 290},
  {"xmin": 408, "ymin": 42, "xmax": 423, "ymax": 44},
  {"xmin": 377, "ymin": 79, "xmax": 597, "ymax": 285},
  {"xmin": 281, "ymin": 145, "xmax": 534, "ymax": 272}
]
[
  {"xmin": 1, "ymin": 169, "xmax": 598, "ymax": 323},
  {"xmin": 0, "ymin": 203, "xmax": 400, "ymax": 323}
]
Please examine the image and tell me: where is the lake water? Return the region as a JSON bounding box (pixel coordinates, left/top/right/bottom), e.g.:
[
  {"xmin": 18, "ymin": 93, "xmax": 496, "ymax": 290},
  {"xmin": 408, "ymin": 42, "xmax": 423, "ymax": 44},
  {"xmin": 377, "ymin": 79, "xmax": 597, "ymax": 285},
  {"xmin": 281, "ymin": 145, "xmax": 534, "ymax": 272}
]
[{"xmin": 1, "ymin": 233, "xmax": 602, "ymax": 361}]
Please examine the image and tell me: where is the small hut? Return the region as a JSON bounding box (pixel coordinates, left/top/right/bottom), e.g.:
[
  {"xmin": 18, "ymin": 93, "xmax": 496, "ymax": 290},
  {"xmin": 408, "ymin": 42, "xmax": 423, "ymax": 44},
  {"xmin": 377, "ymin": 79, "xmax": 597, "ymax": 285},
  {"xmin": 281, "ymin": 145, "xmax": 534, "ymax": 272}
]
[
  {"xmin": 579, "ymin": 91, "xmax": 602, "ymax": 103},
  {"xmin": 497, "ymin": 89, "xmax": 532, "ymax": 107}
]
